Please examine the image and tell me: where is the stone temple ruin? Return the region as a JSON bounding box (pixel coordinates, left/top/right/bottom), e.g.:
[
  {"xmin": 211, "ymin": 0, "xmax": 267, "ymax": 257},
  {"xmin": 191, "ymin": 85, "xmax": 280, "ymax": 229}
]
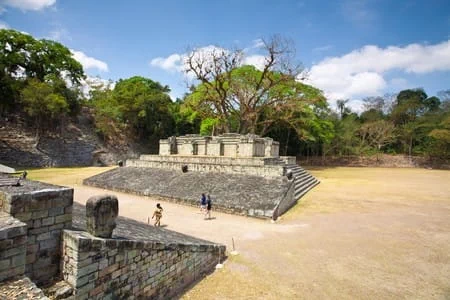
[
  {"xmin": 0, "ymin": 176, "xmax": 225, "ymax": 299},
  {"xmin": 85, "ymin": 134, "xmax": 319, "ymax": 219}
]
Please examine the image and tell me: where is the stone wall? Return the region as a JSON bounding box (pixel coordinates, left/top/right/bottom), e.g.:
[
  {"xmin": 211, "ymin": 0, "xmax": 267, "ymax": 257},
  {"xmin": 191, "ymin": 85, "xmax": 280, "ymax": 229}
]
[
  {"xmin": 0, "ymin": 181, "xmax": 73, "ymax": 284},
  {"xmin": 297, "ymin": 154, "xmax": 450, "ymax": 169},
  {"xmin": 0, "ymin": 212, "xmax": 27, "ymax": 281},
  {"xmin": 272, "ymin": 177, "xmax": 296, "ymax": 220},
  {"xmin": 62, "ymin": 230, "xmax": 224, "ymax": 300},
  {"xmin": 128, "ymin": 155, "xmax": 286, "ymax": 178},
  {"xmin": 84, "ymin": 167, "xmax": 291, "ymax": 219},
  {"xmin": 159, "ymin": 134, "xmax": 280, "ymax": 158}
]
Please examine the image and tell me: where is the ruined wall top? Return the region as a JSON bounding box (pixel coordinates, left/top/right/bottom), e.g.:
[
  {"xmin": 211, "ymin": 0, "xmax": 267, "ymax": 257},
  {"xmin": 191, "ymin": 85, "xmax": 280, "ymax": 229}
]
[{"xmin": 159, "ymin": 134, "xmax": 280, "ymax": 158}]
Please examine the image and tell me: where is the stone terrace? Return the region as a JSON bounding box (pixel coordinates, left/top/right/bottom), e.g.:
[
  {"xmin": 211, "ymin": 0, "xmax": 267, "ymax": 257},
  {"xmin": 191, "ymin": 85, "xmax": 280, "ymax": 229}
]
[
  {"xmin": 71, "ymin": 202, "xmax": 218, "ymax": 246},
  {"xmin": 84, "ymin": 167, "xmax": 291, "ymax": 218}
]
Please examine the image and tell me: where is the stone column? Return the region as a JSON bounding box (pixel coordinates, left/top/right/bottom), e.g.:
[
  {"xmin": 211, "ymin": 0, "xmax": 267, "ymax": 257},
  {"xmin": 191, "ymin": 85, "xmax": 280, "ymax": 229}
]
[{"xmin": 86, "ymin": 195, "xmax": 118, "ymax": 238}]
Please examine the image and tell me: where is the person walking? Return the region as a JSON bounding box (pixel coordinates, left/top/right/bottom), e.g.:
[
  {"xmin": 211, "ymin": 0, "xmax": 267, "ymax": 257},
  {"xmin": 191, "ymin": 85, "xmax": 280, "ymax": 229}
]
[
  {"xmin": 205, "ymin": 194, "xmax": 212, "ymax": 220},
  {"xmin": 200, "ymin": 193, "xmax": 207, "ymax": 213},
  {"xmin": 152, "ymin": 203, "xmax": 163, "ymax": 226}
]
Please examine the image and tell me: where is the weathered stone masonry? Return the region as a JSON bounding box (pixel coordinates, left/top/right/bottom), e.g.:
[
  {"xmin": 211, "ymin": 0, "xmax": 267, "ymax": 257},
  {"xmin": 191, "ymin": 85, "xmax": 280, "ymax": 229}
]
[
  {"xmin": 62, "ymin": 230, "xmax": 223, "ymax": 299},
  {"xmin": 0, "ymin": 212, "xmax": 27, "ymax": 282},
  {"xmin": 0, "ymin": 178, "xmax": 225, "ymax": 299},
  {"xmin": 0, "ymin": 181, "xmax": 73, "ymax": 284}
]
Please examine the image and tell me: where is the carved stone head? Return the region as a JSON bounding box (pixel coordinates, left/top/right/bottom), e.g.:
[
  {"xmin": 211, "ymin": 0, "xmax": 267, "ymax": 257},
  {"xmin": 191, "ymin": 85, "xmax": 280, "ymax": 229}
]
[{"xmin": 86, "ymin": 195, "xmax": 118, "ymax": 238}]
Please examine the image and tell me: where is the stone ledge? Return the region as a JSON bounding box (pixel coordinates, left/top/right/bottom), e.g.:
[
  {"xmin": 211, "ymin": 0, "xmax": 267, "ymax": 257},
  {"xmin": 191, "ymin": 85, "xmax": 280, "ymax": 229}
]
[
  {"xmin": 64, "ymin": 230, "xmax": 224, "ymax": 255},
  {"xmin": 0, "ymin": 276, "xmax": 48, "ymax": 299}
]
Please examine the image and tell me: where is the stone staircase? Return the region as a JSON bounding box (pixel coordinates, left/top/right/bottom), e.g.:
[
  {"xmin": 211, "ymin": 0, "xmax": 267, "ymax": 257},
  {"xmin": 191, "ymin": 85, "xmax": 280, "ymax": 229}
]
[{"xmin": 285, "ymin": 164, "xmax": 319, "ymax": 201}]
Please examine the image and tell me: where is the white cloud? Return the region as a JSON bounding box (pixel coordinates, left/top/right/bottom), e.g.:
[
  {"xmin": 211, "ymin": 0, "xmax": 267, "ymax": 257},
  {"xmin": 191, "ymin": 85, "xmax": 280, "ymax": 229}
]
[
  {"xmin": 150, "ymin": 54, "xmax": 182, "ymax": 72},
  {"xmin": 0, "ymin": 20, "xmax": 8, "ymax": 29},
  {"xmin": 251, "ymin": 38, "xmax": 264, "ymax": 49},
  {"xmin": 150, "ymin": 45, "xmax": 231, "ymax": 77},
  {"xmin": 46, "ymin": 28, "xmax": 71, "ymax": 41},
  {"xmin": 1, "ymin": 0, "xmax": 56, "ymax": 11},
  {"xmin": 79, "ymin": 76, "xmax": 114, "ymax": 96},
  {"xmin": 304, "ymin": 40, "xmax": 450, "ymax": 105},
  {"xmin": 151, "ymin": 43, "xmax": 268, "ymax": 74},
  {"xmin": 71, "ymin": 50, "xmax": 108, "ymax": 72},
  {"xmin": 243, "ymin": 55, "xmax": 266, "ymax": 70}
]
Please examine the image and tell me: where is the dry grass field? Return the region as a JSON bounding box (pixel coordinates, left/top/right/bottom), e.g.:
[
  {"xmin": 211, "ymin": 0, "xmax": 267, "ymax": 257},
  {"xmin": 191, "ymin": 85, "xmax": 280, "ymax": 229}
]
[{"xmin": 29, "ymin": 166, "xmax": 450, "ymax": 299}]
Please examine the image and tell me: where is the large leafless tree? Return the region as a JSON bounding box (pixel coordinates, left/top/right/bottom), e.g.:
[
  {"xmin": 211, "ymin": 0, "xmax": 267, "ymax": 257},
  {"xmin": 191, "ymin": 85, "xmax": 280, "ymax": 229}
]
[{"xmin": 183, "ymin": 36, "xmax": 321, "ymax": 135}]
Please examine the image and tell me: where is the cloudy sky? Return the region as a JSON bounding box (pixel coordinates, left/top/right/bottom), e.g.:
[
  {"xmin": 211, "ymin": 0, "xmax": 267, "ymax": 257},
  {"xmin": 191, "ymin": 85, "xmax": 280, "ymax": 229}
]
[{"xmin": 1, "ymin": 0, "xmax": 450, "ymax": 110}]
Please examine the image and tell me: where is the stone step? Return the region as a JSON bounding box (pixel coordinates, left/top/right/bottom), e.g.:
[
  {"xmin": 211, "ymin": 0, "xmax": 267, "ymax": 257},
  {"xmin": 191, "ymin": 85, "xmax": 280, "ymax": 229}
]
[
  {"xmin": 294, "ymin": 173, "xmax": 311, "ymax": 182},
  {"xmin": 295, "ymin": 175, "xmax": 316, "ymax": 187},
  {"xmin": 294, "ymin": 177, "xmax": 318, "ymax": 196},
  {"xmin": 292, "ymin": 170, "xmax": 308, "ymax": 177},
  {"xmin": 294, "ymin": 176, "xmax": 316, "ymax": 190},
  {"xmin": 294, "ymin": 179, "xmax": 320, "ymax": 200}
]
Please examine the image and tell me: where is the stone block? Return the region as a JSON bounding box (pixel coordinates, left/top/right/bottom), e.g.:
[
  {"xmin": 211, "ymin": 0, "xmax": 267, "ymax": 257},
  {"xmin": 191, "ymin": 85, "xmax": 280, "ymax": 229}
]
[
  {"xmin": 76, "ymin": 262, "xmax": 99, "ymax": 278},
  {"xmin": 12, "ymin": 234, "xmax": 27, "ymax": 246},
  {"xmin": 52, "ymin": 192, "xmax": 73, "ymax": 208},
  {"xmin": 55, "ymin": 214, "xmax": 72, "ymax": 224},
  {"xmin": 32, "ymin": 210, "xmax": 49, "ymax": 219},
  {"xmin": 29, "ymin": 226, "xmax": 48, "ymax": 235},
  {"xmin": 0, "ymin": 258, "xmax": 10, "ymax": 270},
  {"xmin": 0, "ymin": 265, "xmax": 25, "ymax": 281},
  {"xmin": 1, "ymin": 246, "xmax": 25, "ymax": 258},
  {"xmin": 29, "ymin": 198, "xmax": 52, "ymax": 211},
  {"xmin": 39, "ymin": 238, "xmax": 57, "ymax": 250},
  {"xmin": 37, "ymin": 231, "xmax": 53, "ymax": 241},
  {"xmin": 7, "ymin": 226, "xmax": 26, "ymax": 239},
  {"xmin": 48, "ymin": 206, "xmax": 64, "ymax": 217},
  {"xmin": 86, "ymin": 195, "xmax": 118, "ymax": 238},
  {"xmin": 65, "ymin": 206, "xmax": 73, "ymax": 214},
  {"xmin": 76, "ymin": 271, "xmax": 98, "ymax": 288},
  {"xmin": 0, "ymin": 239, "xmax": 13, "ymax": 250},
  {"xmin": 14, "ymin": 212, "xmax": 32, "ymax": 222},
  {"xmin": 49, "ymin": 223, "xmax": 64, "ymax": 231},
  {"xmin": 33, "ymin": 219, "xmax": 42, "ymax": 228},
  {"xmin": 42, "ymin": 216, "xmax": 55, "ymax": 226},
  {"xmin": 11, "ymin": 252, "xmax": 26, "ymax": 266}
]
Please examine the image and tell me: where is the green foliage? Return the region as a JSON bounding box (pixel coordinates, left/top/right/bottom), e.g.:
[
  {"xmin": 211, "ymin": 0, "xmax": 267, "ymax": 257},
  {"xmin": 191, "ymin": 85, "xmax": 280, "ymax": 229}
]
[
  {"xmin": 0, "ymin": 29, "xmax": 84, "ymax": 123},
  {"xmin": 89, "ymin": 76, "xmax": 176, "ymax": 145},
  {"xmin": 20, "ymin": 79, "xmax": 69, "ymax": 128},
  {"xmin": 186, "ymin": 65, "xmax": 328, "ymax": 140},
  {"xmin": 200, "ymin": 118, "xmax": 219, "ymax": 136},
  {"xmin": 0, "ymin": 29, "xmax": 84, "ymax": 84}
]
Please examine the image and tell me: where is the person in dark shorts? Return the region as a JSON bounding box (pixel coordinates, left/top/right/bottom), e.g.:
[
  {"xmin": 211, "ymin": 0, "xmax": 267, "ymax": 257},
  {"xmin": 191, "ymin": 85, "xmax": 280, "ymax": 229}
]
[
  {"xmin": 152, "ymin": 203, "xmax": 163, "ymax": 226},
  {"xmin": 205, "ymin": 194, "xmax": 212, "ymax": 220},
  {"xmin": 200, "ymin": 193, "xmax": 207, "ymax": 212}
]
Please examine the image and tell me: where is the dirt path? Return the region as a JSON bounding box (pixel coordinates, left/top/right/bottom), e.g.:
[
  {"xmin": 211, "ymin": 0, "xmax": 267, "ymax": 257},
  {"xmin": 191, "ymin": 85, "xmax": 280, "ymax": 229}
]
[{"xmin": 31, "ymin": 167, "xmax": 450, "ymax": 299}]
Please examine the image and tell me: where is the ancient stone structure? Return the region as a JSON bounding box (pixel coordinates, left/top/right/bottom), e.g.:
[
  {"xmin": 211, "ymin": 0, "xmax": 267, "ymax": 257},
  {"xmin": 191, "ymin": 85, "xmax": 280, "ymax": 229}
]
[
  {"xmin": 159, "ymin": 133, "xmax": 279, "ymax": 157},
  {"xmin": 0, "ymin": 175, "xmax": 225, "ymax": 299},
  {"xmin": 0, "ymin": 179, "xmax": 73, "ymax": 284},
  {"xmin": 86, "ymin": 195, "xmax": 118, "ymax": 238},
  {"xmin": 86, "ymin": 134, "xmax": 320, "ymax": 220}
]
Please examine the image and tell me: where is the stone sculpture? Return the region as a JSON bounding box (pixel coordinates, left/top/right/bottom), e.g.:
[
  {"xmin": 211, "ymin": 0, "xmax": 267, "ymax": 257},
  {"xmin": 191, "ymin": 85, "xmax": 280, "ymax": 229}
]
[{"xmin": 86, "ymin": 195, "xmax": 118, "ymax": 238}]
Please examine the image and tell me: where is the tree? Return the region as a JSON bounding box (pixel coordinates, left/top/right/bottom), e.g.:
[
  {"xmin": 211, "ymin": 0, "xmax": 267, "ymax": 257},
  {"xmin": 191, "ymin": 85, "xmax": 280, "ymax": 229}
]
[
  {"xmin": 336, "ymin": 99, "xmax": 350, "ymax": 119},
  {"xmin": 0, "ymin": 29, "xmax": 85, "ymax": 114},
  {"xmin": 0, "ymin": 29, "xmax": 84, "ymax": 84},
  {"xmin": 428, "ymin": 115, "xmax": 450, "ymax": 158},
  {"xmin": 90, "ymin": 76, "xmax": 175, "ymax": 146},
  {"xmin": 20, "ymin": 79, "xmax": 69, "ymax": 131},
  {"xmin": 184, "ymin": 36, "xmax": 321, "ymax": 136},
  {"xmin": 359, "ymin": 120, "xmax": 396, "ymax": 152}
]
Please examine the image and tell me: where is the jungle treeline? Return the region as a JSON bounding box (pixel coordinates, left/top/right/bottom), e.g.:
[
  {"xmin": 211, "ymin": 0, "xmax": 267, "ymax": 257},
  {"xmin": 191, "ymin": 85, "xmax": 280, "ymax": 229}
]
[{"xmin": 1, "ymin": 29, "xmax": 449, "ymax": 160}]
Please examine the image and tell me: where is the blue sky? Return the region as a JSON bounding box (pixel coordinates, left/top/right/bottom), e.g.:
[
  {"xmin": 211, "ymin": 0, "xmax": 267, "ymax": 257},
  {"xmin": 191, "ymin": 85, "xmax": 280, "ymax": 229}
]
[{"xmin": 1, "ymin": 0, "xmax": 450, "ymax": 110}]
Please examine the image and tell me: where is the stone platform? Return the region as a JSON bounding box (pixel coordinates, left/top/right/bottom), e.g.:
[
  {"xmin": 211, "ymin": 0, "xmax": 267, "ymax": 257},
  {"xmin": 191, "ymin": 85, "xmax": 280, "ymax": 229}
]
[{"xmin": 84, "ymin": 167, "xmax": 294, "ymax": 219}]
